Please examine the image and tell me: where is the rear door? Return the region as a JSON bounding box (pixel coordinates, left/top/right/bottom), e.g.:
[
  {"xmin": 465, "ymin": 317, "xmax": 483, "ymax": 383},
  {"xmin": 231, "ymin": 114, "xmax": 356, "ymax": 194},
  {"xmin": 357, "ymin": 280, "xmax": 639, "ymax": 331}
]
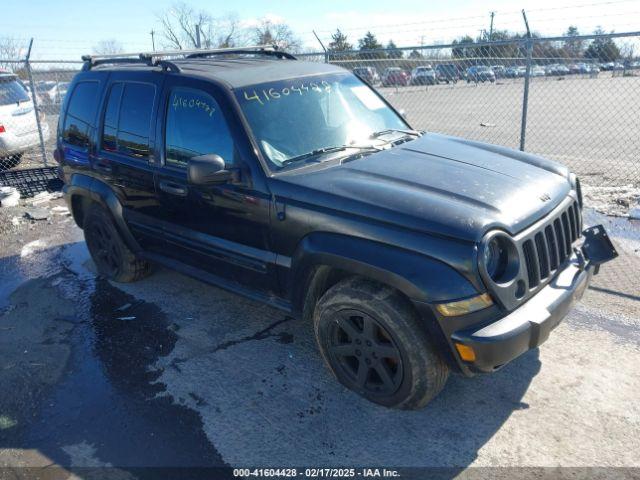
[{"xmin": 94, "ymin": 72, "xmax": 165, "ymax": 252}]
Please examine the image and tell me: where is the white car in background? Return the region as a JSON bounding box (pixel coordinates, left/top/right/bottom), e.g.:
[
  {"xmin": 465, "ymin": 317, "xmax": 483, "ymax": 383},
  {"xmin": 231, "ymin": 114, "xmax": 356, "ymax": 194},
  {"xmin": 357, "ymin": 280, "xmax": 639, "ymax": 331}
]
[
  {"xmin": 0, "ymin": 71, "xmax": 50, "ymax": 167},
  {"xmin": 410, "ymin": 65, "xmax": 438, "ymax": 85}
]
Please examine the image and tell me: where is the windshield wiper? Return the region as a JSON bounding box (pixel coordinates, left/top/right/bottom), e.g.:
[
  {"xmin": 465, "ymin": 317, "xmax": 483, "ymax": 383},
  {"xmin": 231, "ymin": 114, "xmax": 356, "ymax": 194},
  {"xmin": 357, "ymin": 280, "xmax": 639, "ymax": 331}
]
[
  {"xmin": 281, "ymin": 144, "xmax": 382, "ymax": 167},
  {"xmin": 370, "ymin": 128, "xmax": 422, "ymax": 139}
]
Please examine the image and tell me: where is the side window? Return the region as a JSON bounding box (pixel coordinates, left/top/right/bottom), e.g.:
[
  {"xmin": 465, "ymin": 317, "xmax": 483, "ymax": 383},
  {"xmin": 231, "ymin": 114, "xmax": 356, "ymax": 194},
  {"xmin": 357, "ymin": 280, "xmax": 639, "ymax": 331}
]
[
  {"xmin": 63, "ymin": 81, "xmax": 99, "ymax": 149},
  {"xmin": 102, "ymin": 83, "xmax": 122, "ymax": 152},
  {"xmin": 165, "ymin": 88, "xmax": 235, "ymax": 168},
  {"xmin": 100, "ymin": 82, "xmax": 155, "ymax": 159}
]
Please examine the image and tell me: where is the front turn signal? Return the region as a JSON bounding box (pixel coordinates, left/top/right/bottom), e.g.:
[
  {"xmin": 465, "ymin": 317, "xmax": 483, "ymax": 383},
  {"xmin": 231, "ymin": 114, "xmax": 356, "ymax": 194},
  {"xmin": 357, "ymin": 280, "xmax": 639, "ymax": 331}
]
[
  {"xmin": 455, "ymin": 343, "xmax": 477, "ymax": 362},
  {"xmin": 435, "ymin": 293, "xmax": 493, "ymax": 317}
]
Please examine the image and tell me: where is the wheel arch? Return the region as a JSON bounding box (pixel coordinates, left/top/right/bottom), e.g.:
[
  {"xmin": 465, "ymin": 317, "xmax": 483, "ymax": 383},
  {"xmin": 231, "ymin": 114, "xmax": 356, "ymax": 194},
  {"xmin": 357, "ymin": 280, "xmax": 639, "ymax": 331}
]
[
  {"xmin": 289, "ymin": 232, "xmax": 478, "ymax": 321},
  {"xmin": 64, "ymin": 173, "xmax": 141, "ymax": 253}
]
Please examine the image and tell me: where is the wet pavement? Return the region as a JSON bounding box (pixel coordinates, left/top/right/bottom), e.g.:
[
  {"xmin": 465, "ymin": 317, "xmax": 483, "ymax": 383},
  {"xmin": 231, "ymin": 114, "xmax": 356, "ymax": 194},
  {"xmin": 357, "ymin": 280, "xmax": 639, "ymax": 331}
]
[{"xmin": 0, "ymin": 201, "xmax": 639, "ymax": 479}]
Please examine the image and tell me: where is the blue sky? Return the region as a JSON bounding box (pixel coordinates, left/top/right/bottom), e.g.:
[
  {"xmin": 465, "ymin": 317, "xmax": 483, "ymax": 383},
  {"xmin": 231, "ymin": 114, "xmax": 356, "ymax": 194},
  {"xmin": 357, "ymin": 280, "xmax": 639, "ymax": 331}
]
[{"xmin": 2, "ymin": 0, "xmax": 639, "ymax": 59}]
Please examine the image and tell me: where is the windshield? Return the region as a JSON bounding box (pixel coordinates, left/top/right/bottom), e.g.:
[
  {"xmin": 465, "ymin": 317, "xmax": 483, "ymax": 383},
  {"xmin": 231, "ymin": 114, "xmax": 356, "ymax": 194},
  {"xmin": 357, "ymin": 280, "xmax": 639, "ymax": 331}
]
[
  {"xmin": 0, "ymin": 76, "xmax": 30, "ymax": 106},
  {"xmin": 235, "ymin": 73, "xmax": 408, "ymax": 170}
]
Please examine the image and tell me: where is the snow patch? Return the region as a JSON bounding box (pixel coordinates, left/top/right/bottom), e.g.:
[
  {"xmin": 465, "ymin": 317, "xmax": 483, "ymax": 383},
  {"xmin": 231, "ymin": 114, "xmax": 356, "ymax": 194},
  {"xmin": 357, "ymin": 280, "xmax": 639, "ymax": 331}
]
[{"xmin": 20, "ymin": 239, "xmax": 47, "ymax": 258}]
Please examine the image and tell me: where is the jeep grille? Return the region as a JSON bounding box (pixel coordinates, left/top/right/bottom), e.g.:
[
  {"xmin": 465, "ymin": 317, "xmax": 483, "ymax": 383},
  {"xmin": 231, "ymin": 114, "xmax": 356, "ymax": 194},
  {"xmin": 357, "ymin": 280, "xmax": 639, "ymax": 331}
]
[{"xmin": 521, "ymin": 200, "xmax": 582, "ymax": 289}]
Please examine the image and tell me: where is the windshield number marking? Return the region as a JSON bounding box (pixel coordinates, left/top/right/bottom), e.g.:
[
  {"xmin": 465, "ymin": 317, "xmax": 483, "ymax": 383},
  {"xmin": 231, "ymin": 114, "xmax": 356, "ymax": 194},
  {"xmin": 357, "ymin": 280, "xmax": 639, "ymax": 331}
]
[{"xmin": 242, "ymin": 81, "xmax": 333, "ymax": 106}]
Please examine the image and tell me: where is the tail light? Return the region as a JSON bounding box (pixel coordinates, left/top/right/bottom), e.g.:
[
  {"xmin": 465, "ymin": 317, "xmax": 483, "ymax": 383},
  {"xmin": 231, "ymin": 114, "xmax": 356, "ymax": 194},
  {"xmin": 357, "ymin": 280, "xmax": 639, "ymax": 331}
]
[{"xmin": 0, "ymin": 124, "xmax": 5, "ymax": 133}]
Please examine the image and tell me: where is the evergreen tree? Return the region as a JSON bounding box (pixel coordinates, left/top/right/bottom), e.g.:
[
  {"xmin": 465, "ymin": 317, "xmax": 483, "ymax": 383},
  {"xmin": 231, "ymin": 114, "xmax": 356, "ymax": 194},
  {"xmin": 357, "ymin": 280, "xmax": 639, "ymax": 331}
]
[
  {"xmin": 386, "ymin": 40, "xmax": 403, "ymax": 59},
  {"xmin": 328, "ymin": 29, "xmax": 352, "ymax": 51},
  {"xmin": 585, "ymin": 27, "xmax": 621, "ymax": 61}
]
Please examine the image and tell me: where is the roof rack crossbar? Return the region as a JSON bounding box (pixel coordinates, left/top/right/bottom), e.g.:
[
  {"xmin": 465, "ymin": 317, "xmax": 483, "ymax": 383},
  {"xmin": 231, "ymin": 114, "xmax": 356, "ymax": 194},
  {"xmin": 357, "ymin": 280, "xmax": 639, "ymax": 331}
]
[
  {"xmin": 81, "ymin": 44, "xmax": 295, "ymax": 70},
  {"xmin": 185, "ymin": 46, "xmax": 296, "ymax": 60}
]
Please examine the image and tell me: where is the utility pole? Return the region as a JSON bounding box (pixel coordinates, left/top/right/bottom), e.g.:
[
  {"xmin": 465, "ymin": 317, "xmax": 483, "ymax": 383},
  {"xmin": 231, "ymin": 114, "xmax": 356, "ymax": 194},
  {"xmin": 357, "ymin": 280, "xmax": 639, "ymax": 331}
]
[
  {"xmin": 195, "ymin": 24, "xmax": 201, "ymax": 48},
  {"xmin": 150, "ymin": 29, "xmax": 156, "ymax": 51},
  {"xmin": 489, "ymin": 11, "xmax": 495, "ymax": 41}
]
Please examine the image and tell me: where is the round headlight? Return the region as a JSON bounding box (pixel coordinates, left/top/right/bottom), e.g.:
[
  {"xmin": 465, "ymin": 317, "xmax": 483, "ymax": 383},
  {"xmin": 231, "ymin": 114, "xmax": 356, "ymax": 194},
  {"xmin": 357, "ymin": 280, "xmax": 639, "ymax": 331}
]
[
  {"xmin": 484, "ymin": 237, "xmax": 506, "ymax": 281},
  {"xmin": 481, "ymin": 233, "xmax": 519, "ymax": 284}
]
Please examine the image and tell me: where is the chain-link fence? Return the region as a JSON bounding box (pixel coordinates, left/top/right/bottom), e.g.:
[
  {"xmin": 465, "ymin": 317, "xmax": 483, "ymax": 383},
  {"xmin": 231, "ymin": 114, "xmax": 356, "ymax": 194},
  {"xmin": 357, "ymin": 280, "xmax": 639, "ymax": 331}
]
[
  {"xmin": 0, "ymin": 53, "xmax": 81, "ymax": 171},
  {"xmin": 0, "ymin": 32, "xmax": 638, "ymax": 302},
  {"xmin": 299, "ymin": 32, "xmax": 640, "ymax": 301},
  {"xmin": 300, "ymin": 31, "xmax": 640, "ymax": 192}
]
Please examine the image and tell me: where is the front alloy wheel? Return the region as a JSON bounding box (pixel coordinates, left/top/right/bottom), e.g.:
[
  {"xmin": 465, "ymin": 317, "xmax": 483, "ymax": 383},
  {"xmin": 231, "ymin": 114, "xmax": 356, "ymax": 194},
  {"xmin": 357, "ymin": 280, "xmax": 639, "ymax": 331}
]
[
  {"xmin": 314, "ymin": 277, "xmax": 449, "ymax": 409},
  {"xmin": 327, "ymin": 309, "xmax": 403, "ymax": 396}
]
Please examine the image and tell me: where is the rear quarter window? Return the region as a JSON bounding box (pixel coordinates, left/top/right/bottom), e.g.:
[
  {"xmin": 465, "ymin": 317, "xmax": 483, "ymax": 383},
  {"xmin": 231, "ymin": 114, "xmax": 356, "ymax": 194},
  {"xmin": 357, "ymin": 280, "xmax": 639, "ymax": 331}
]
[
  {"xmin": 62, "ymin": 81, "xmax": 99, "ymax": 149},
  {"xmin": 0, "ymin": 76, "xmax": 30, "ymax": 106}
]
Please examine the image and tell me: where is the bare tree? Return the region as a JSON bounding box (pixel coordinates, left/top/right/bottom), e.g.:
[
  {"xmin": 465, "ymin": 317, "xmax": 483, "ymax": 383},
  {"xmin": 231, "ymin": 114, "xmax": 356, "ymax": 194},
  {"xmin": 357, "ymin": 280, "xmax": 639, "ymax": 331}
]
[
  {"xmin": 0, "ymin": 37, "xmax": 25, "ymax": 71},
  {"xmin": 253, "ymin": 19, "xmax": 301, "ymax": 51},
  {"xmin": 92, "ymin": 39, "xmax": 124, "ymax": 55},
  {"xmin": 156, "ymin": 3, "xmax": 241, "ymax": 49}
]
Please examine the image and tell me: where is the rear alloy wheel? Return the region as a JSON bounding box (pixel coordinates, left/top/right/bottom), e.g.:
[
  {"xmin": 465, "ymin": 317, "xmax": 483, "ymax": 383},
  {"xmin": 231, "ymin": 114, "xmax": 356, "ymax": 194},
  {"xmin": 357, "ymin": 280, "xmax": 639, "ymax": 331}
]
[
  {"xmin": 84, "ymin": 203, "xmax": 150, "ymax": 283},
  {"xmin": 314, "ymin": 277, "xmax": 449, "ymax": 409}
]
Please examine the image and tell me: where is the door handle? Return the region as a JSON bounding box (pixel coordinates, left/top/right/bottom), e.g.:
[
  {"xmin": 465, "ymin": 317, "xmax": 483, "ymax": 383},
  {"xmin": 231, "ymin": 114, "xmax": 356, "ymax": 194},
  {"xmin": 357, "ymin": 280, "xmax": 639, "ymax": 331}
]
[{"xmin": 159, "ymin": 181, "xmax": 187, "ymax": 197}]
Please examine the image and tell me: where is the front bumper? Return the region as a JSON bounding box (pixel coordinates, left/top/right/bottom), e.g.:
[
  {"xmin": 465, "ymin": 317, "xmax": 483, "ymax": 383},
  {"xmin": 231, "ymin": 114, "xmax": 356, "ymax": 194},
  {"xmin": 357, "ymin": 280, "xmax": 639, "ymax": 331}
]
[{"xmin": 451, "ymin": 225, "xmax": 617, "ymax": 373}]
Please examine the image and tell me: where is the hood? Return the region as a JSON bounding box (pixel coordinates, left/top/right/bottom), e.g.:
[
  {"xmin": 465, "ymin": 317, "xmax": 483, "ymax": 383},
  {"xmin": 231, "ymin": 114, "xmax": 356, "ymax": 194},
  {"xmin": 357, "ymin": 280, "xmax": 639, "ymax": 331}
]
[{"xmin": 274, "ymin": 133, "xmax": 572, "ymax": 242}]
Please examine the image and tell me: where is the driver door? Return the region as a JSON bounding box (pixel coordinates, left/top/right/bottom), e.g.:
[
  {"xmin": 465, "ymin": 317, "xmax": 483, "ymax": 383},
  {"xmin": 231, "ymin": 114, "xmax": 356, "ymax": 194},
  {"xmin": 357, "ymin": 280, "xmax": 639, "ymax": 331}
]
[{"xmin": 153, "ymin": 77, "xmax": 276, "ymax": 295}]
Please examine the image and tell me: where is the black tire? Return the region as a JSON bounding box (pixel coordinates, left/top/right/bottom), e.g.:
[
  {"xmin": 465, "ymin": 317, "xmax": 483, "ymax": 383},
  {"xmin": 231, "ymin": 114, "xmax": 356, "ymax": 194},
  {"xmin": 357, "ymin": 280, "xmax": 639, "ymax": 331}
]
[
  {"xmin": 313, "ymin": 277, "xmax": 449, "ymax": 409},
  {"xmin": 84, "ymin": 203, "xmax": 151, "ymax": 283}
]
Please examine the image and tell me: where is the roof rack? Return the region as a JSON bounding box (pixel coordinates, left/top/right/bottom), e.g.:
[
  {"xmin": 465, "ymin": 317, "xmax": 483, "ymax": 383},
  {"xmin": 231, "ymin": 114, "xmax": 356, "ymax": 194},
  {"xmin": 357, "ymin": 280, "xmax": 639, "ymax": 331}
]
[{"xmin": 81, "ymin": 44, "xmax": 295, "ymax": 72}]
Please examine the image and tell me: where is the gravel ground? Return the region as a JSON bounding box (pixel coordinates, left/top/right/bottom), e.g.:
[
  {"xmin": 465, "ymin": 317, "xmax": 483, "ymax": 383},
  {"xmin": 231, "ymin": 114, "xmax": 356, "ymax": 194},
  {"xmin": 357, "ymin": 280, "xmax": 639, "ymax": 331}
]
[{"xmin": 0, "ymin": 197, "xmax": 638, "ymax": 479}]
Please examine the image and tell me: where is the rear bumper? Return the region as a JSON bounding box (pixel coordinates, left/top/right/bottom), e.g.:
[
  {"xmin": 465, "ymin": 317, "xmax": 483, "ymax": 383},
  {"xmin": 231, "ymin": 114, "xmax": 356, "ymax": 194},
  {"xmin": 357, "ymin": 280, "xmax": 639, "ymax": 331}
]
[{"xmin": 452, "ymin": 257, "xmax": 592, "ymax": 373}]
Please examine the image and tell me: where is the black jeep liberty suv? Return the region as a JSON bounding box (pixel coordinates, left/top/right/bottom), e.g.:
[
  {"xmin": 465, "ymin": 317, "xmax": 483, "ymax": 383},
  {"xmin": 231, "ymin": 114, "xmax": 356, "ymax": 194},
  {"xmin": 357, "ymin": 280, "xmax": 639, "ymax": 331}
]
[{"xmin": 57, "ymin": 46, "xmax": 617, "ymax": 409}]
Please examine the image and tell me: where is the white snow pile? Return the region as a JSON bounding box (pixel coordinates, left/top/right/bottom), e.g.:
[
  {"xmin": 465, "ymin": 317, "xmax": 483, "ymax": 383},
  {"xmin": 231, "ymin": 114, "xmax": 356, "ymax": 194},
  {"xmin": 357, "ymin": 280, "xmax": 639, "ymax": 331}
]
[{"xmin": 581, "ymin": 184, "xmax": 640, "ymax": 218}]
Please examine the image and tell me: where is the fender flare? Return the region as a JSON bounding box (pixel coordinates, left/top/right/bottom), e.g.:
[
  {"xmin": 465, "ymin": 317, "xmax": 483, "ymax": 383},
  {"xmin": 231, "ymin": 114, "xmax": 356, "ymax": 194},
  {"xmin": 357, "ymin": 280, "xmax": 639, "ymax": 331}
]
[
  {"xmin": 289, "ymin": 232, "xmax": 478, "ymax": 313},
  {"xmin": 64, "ymin": 173, "xmax": 141, "ymax": 253}
]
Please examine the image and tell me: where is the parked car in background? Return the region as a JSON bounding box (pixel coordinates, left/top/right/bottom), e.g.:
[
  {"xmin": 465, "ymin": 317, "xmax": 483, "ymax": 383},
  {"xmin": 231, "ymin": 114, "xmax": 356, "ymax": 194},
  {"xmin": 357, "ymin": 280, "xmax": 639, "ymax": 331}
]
[
  {"xmin": 532, "ymin": 67, "xmax": 546, "ymax": 77},
  {"xmin": 36, "ymin": 80, "xmax": 69, "ymax": 104},
  {"xmin": 545, "ymin": 64, "xmax": 569, "ymax": 76},
  {"xmin": 435, "ymin": 64, "xmax": 459, "ymax": 83},
  {"xmin": 410, "ymin": 65, "xmax": 437, "ymax": 85},
  {"xmin": 491, "ymin": 65, "xmax": 506, "ymax": 78},
  {"xmin": 505, "ymin": 66, "xmax": 520, "ymax": 78},
  {"xmin": 466, "ymin": 66, "xmax": 495, "ymax": 83},
  {"xmin": 353, "ymin": 66, "xmax": 380, "ymax": 85},
  {"xmin": 0, "ymin": 71, "xmax": 50, "ymax": 168},
  {"xmin": 381, "ymin": 67, "xmax": 409, "ymax": 86},
  {"xmin": 569, "ymin": 64, "xmax": 582, "ymax": 74}
]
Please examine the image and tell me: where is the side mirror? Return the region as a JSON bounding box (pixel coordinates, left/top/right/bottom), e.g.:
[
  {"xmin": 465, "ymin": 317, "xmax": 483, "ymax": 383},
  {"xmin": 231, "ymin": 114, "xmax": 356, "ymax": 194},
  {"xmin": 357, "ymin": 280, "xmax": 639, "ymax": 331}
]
[{"xmin": 187, "ymin": 154, "xmax": 233, "ymax": 185}]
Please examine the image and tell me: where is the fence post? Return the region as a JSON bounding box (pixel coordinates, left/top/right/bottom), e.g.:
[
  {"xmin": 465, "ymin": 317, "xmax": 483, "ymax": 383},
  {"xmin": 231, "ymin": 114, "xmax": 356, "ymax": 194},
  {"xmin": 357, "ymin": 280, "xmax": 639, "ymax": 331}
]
[
  {"xmin": 24, "ymin": 38, "xmax": 48, "ymax": 166},
  {"xmin": 312, "ymin": 30, "xmax": 328, "ymax": 63},
  {"xmin": 519, "ymin": 11, "xmax": 533, "ymax": 152}
]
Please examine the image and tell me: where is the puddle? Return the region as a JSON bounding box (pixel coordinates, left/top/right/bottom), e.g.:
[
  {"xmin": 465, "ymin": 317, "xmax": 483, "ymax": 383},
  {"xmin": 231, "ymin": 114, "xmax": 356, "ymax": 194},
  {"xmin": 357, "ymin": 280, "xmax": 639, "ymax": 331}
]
[{"xmin": 1, "ymin": 242, "xmax": 228, "ymax": 472}]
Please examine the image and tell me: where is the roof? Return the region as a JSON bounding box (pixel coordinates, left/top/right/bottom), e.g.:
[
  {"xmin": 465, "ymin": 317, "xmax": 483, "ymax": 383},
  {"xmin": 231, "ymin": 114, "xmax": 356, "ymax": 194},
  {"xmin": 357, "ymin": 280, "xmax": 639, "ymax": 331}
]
[{"xmin": 91, "ymin": 57, "xmax": 346, "ymax": 89}]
